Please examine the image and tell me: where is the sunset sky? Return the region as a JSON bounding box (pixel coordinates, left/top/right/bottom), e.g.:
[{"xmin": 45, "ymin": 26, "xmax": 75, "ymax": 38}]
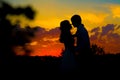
[{"xmin": 4, "ymin": 0, "xmax": 120, "ymax": 56}]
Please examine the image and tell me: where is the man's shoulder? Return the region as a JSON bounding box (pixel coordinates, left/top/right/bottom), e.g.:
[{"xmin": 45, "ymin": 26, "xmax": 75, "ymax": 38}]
[
  {"xmin": 78, "ymin": 24, "xmax": 84, "ymax": 29},
  {"xmin": 77, "ymin": 24, "xmax": 86, "ymax": 31}
]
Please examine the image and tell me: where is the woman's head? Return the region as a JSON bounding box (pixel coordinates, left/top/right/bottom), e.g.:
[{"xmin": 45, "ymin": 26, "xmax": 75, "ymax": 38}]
[{"xmin": 60, "ymin": 20, "xmax": 72, "ymax": 31}]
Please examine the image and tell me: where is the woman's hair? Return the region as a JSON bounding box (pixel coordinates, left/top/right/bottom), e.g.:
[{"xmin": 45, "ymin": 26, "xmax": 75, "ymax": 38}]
[
  {"xmin": 60, "ymin": 20, "xmax": 72, "ymax": 31},
  {"xmin": 59, "ymin": 20, "xmax": 72, "ymax": 43},
  {"xmin": 59, "ymin": 20, "xmax": 75, "ymax": 50}
]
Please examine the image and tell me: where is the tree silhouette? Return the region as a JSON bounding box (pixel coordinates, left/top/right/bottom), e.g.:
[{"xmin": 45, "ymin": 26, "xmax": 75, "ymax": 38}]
[
  {"xmin": 0, "ymin": 1, "xmax": 36, "ymax": 59},
  {"xmin": 91, "ymin": 44, "xmax": 105, "ymax": 55}
]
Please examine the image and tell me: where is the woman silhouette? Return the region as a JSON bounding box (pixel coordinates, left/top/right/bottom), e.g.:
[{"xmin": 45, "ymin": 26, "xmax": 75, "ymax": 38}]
[{"xmin": 59, "ymin": 20, "xmax": 77, "ymax": 72}]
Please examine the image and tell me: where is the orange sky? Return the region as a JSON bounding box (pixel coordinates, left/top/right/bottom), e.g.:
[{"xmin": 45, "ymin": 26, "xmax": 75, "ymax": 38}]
[{"xmin": 4, "ymin": 0, "xmax": 120, "ymax": 56}]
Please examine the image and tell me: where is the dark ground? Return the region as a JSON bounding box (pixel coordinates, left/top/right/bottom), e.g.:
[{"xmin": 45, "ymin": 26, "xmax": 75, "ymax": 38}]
[
  {"xmin": 1, "ymin": 54, "xmax": 120, "ymax": 79},
  {"xmin": 1, "ymin": 54, "xmax": 120, "ymax": 73}
]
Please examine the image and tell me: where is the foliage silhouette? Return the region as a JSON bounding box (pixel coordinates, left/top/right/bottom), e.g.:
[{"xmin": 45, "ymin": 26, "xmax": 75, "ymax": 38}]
[
  {"xmin": 91, "ymin": 44, "xmax": 105, "ymax": 55},
  {"xmin": 0, "ymin": 1, "xmax": 36, "ymax": 59}
]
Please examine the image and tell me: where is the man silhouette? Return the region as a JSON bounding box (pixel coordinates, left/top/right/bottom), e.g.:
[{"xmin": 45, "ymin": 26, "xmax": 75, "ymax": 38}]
[{"xmin": 71, "ymin": 14, "xmax": 90, "ymax": 56}]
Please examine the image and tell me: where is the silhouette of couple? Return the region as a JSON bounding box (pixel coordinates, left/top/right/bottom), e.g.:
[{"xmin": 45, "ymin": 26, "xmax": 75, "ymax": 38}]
[{"xmin": 59, "ymin": 14, "xmax": 90, "ymax": 72}]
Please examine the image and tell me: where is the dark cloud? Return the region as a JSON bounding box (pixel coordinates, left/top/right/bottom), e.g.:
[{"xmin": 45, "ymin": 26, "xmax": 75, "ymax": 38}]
[
  {"xmin": 31, "ymin": 27, "xmax": 63, "ymax": 56},
  {"xmin": 47, "ymin": 27, "xmax": 60, "ymax": 37},
  {"xmin": 90, "ymin": 24, "xmax": 120, "ymax": 53},
  {"xmin": 34, "ymin": 26, "xmax": 60, "ymax": 40},
  {"xmin": 32, "ymin": 27, "xmax": 62, "ymax": 51},
  {"xmin": 33, "ymin": 26, "xmax": 46, "ymax": 39},
  {"xmin": 116, "ymin": 25, "xmax": 120, "ymax": 30},
  {"xmin": 91, "ymin": 27, "xmax": 100, "ymax": 33},
  {"xmin": 90, "ymin": 27, "xmax": 100, "ymax": 41},
  {"xmin": 101, "ymin": 24, "xmax": 115, "ymax": 36}
]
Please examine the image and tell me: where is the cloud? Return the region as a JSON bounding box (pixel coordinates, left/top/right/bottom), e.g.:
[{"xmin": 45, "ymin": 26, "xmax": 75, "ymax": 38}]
[
  {"xmin": 91, "ymin": 27, "xmax": 100, "ymax": 33},
  {"xmin": 43, "ymin": 37, "xmax": 59, "ymax": 42},
  {"xmin": 30, "ymin": 26, "xmax": 63, "ymax": 56},
  {"xmin": 110, "ymin": 5, "xmax": 120, "ymax": 18},
  {"xmin": 30, "ymin": 41, "xmax": 38, "ymax": 46},
  {"xmin": 47, "ymin": 27, "xmax": 60, "ymax": 37},
  {"xmin": 101, "ymin": 24, "xmax": 115, "ymax": 36},
  {"xmin": 90, "ymin": 24, "xmax": 120, "ymax": 53},
  {"xmin": 81, "ymin": 12, "xmax": 108, "ymax": 24},
  {"xmin": 90, "ymin": 27, "xmax": 100, "ymax": 40},
  {"xmin": 34, "ymin": 27, "xmax": 60, "ymax": 40}
]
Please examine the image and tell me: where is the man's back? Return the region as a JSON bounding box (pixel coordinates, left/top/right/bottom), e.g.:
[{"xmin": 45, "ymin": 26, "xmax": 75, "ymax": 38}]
[{"xmin": 75, "ymin": 24, "xmax": 90, "ymax": 54}]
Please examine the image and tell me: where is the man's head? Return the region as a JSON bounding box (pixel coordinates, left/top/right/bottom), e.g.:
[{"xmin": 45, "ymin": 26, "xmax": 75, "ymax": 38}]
[{"xmin": 71, "ymin": 14, "xmax": 82, "ymax": 27}]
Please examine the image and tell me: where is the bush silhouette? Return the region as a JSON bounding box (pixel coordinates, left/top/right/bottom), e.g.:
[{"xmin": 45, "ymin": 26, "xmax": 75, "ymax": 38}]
[
  {"xmin": 91, "ymin": 44, "xmax": 105, "ymax": 55},
  {"xmin": 0, "ymin": 1, "xmax": 36, "ymax": 58}
]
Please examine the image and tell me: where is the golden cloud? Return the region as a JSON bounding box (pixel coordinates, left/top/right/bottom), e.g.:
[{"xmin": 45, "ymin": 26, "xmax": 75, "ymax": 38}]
[
  {"xmin": 43, "ymin": 37, "xmax": 59, "ymax": 42},
  {"xmin": 80, "ymin": 12, "xmax": 108, "ymax": 24},
  {"xmin": 110, "ymin": 5, "xmax": 120, "ymax": 18},
  {"xmin": 30, "ymin": 41, "xmax": 38, "ymax": 46}
]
